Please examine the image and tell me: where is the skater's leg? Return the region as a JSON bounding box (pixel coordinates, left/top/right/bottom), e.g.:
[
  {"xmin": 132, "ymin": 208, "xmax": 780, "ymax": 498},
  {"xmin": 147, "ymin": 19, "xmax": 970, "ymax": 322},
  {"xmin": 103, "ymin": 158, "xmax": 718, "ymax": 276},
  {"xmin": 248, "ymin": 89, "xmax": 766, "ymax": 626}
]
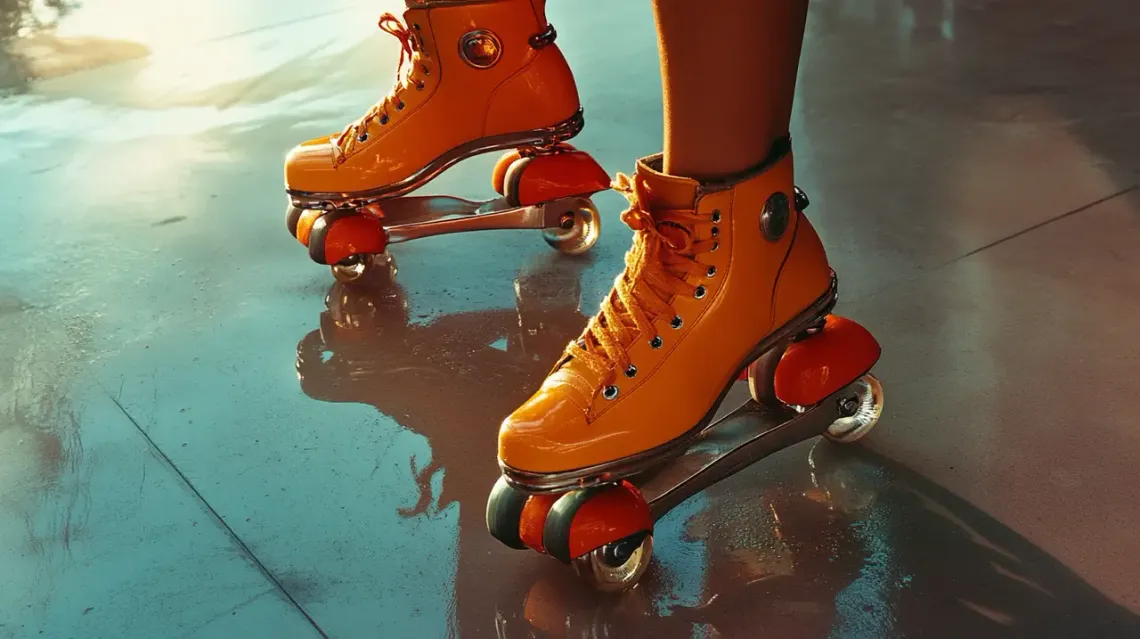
[
  {"xmin": 497, "ymin": 0, "xmax": 837, "ymax": 477},
  {"xmin": 652, "ymin": 0, "xmax": 809, "ymax": 180},
  {"xmin": 491, "ymin": 0, "xmax": 884, "ymax": 596}
]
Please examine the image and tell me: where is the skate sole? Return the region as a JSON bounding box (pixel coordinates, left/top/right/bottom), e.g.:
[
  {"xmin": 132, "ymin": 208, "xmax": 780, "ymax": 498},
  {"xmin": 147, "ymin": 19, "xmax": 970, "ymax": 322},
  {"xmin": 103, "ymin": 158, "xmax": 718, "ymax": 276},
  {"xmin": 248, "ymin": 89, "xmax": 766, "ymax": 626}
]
[
  {"xmin": 500, "ymin": 272, "xmax": 840, "ymax": 494},
  {"xmin": 286, "ymin": 109, "xmax": 586, "ymax": 210}
]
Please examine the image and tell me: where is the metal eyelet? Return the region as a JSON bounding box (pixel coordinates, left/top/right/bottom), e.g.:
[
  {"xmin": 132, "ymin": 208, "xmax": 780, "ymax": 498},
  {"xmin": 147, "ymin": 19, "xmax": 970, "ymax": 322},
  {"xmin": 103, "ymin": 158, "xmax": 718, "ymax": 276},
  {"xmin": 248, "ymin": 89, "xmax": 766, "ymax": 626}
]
[
  {"xmin": 670, "ymin": 316, "xmax": 683, "ymax": 329},
  {"xmin": 413, "ymin": 23, "xmax": 421, "ymax": 31},
  {"xmin": 380, "ymin": 114, "xmax": 390, "ymax": 125},
  {"xmin": 422, "ymin": 64, "xmax": 430, "ymax": 75},
  {"xmin": 711, "ymin": 242, "xmax": 720, "ymax": 252},
  {"xmin": 711, "ymin": 210, "xmax": 721, "ymax": 223},
  {"xmin": 694, "ymin": 286, "xmax": 706, "ymax": 299},
  {"xmin": 603, "ymin": 385, "xmax": 619, "ymax": 400},
  {"xmin": 650, "ymin": 336, "xmax": 663, "ymax": 349},
  {"xmin": 624, "ymin": 365, "xmax": 637, "ymax": 378},
  {"xmin": 707, "ymin": 265, "xmax": 717, "ymax": 277},
  {"xmin": 416, "ymin": 80, "xmax": 425, "ymax": 90},
  {"xmin": 396, "ymin": 100, "xmax": 406, "ymax": 111},
  {"xmin": 711, "ymin": 226, "xmax": 720, "ymax": 237},
  {"xmin": 357, "ymin": 132, "xmax": 369, "ymax": 143}
]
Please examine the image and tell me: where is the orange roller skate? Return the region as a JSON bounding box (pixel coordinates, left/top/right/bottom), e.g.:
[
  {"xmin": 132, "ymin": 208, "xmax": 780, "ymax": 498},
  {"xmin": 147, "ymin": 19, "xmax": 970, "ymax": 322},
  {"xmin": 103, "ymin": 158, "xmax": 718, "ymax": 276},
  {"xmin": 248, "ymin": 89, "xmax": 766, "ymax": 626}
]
[
  {"xmin": 284, "ymin": 0, "xmax": 610, "ymax": 283},
  {"xmin": 486, "ymin": 138, "xmax": 885, "ymax": 591}
]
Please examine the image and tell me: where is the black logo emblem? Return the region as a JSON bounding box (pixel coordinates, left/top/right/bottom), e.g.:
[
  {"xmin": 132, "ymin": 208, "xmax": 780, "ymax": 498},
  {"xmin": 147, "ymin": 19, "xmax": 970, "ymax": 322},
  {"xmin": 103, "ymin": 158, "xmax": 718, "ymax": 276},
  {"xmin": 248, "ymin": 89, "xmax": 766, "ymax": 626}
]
[{"xmin": 761, "ymin": 192, "xmax": 790, "ymax": 241}]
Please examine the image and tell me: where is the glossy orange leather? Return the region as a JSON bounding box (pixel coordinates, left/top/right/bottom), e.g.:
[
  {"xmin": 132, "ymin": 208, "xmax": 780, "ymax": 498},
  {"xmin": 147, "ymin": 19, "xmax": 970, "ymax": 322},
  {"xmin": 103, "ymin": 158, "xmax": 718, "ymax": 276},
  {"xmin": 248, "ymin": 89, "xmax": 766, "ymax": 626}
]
[
  {"xmin": 322, "ymin": 215, "xmax": 389, "ymax": 265},
  {"xmin": 566, "ymin": 482, "xmax": 652, "ymax": 560},
  {"xmin": 284, "ymin": 0, "xmax": 580, "ymax": 194},
  {"xmin": 499, "ymin": 150, "xmax": 835, "ymax": 474},
  {"xmin": 773, "ymin": 315, "xmax": 881, "ymax": 407},
  {"xmin": 519, "ymin": 493, "xmax": 558, "ymax": 553}
]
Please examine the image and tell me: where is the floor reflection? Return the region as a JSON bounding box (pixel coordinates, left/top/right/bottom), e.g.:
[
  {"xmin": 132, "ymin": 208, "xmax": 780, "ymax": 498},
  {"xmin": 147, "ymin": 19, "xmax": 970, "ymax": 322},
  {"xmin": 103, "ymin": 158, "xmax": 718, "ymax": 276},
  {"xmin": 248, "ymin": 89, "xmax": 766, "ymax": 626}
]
[
  {"xmin": 288, "ymin": 251, "xmax": 1140, "ymax": 637},
  {"xmin": 294, "ymin": 253, "xmax": 591, "ymax": 636},
  {"xmin": 493, "ymin": 443, "xmax": 1140, "ymax": 638}
]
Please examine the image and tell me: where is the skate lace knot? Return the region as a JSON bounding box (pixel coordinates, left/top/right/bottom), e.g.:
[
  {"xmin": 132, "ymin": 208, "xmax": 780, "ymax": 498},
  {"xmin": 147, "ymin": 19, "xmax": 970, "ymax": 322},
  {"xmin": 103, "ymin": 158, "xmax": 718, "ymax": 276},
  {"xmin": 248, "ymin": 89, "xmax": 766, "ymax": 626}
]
[
  {"xmin": 333, "ymin": 13, "xmax": 430, "ymax": 161},
  {"xmin": 566, "ymin": 172, "xmax": 715, "ymax": 390}
]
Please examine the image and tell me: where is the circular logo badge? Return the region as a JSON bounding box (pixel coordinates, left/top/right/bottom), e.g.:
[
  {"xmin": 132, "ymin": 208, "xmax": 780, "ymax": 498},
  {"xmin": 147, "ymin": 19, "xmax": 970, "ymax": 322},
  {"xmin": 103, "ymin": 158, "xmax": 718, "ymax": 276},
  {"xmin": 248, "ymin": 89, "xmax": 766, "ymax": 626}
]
[
  {"xmin": 761, "ymin": 192, "xmax": 790, "ymax": 241},
  {"xmin": 459, "ymin": 30, "xmax": 502, "ymax": 69}
]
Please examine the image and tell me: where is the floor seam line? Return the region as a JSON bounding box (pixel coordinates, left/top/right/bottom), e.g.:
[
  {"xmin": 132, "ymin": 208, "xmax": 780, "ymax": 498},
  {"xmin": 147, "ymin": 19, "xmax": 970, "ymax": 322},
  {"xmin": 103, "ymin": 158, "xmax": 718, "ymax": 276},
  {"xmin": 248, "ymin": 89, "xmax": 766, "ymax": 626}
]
[
  {"xmin": 104, "ymin": 390, "xmax": 330, "ymax": 639},
  {"xmin": 939, "ymin": 184, "xmax": 1139, "ymax": 268},
  {"xmin": 847, "ymin": 183, "xmax": 1139, "ymax": 309}
]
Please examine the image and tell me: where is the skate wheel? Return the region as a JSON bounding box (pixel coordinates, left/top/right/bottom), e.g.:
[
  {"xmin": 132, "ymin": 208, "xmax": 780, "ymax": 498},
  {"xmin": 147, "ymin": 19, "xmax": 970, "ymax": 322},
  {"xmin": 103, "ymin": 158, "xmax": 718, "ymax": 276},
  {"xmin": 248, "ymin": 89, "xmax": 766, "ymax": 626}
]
[
  {"xmin": 330, "ymin": 253, "xmax": 389, "ymax": 284},
  {"xmin": 502, "ymin": 148, "xmax": 610, "ymax": 207},
  {"xmin": 286, "ymin": 204, "xmax": 304, "ymax": 237},
  {"xmin": 824, "ymin": 373, "xmax": 884, "ymax": 443},
  {"xmin": 493, "ymin": 145, "xmax": 584, "ymax": 196},
  {"xmin": 542, "ymin": 481, "xmax": 653, "ymax": 592},
  {"xmin": 542, "ymin": 199, "xmax": 601, "ymax": 256},
  {"xmin": 293, "ymin": 208, "xmax": 324, "ymax": 247},
  {"xmin": 745, "ymin": 346, "xmax": 788, "ymax": 407},
  {"xmin": 772, "ymin": 315, "xmax": 881, "ymax": 407},
  {"xmin": 309, "ymin": 211, "xmax": 390, "ymax": 266},
  {"xmin": 492, "ymin": 149, "xmax": 524, "ymax": 196},
  {"xmin": 486, "ymin": 476, "xmax": 531, "ymax": 550}
]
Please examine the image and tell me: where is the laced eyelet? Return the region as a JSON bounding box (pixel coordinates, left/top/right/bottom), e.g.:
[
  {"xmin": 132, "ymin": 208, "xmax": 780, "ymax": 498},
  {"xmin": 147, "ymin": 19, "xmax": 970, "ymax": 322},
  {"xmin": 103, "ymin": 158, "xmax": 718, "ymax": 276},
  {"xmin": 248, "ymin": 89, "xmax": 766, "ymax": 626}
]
[
  {"xmin": 707, "ymin": 265, "xmax": 717, "ymax": 277},
  {"xmin": 670, "ymin": 316, "xmax": 683, "ymax": 329},
  {"xmin": 396, "ymin": 100, "xmax": 406, "ymax": 111},
  {"xmin": 357, "ymin": 131, "xmax": 369, "ymax": 143},
  {"xmin": 711, "ymin": 226, "xmax": 720, "ymax": 237},
  {"xmin": 603, "ymin": 385, "xmax": 619, "ymax": 400},
  {"xmin": 694, "ymin": 286, "xmax": 706, "ymax": 299},
  {"xmin": 380, "ymin": 114, "xmax": 390, "ymax": 125},
  {"xmin": 650, "ymin": 336, "xmax": 663, "ymax": 349},
  {"xmin": 711, "ymin": 210, "xmax": 721, "ymax": 223},
  {"xmin": 624, "ymin": 365, "xmax": 638, "ymax": 378}
]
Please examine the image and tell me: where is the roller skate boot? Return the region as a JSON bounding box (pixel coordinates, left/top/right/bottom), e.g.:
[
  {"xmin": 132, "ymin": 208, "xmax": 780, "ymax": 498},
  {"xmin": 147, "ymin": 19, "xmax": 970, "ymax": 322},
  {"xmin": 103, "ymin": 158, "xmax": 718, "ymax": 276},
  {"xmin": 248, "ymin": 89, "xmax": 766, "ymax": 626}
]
[
  {"xmin": 486, "ymin": 138, "xmax": 885, "ymax": 591},
  {"xmin": 284, "ymin": 0, "xmax": 610, "ymax": 283}
]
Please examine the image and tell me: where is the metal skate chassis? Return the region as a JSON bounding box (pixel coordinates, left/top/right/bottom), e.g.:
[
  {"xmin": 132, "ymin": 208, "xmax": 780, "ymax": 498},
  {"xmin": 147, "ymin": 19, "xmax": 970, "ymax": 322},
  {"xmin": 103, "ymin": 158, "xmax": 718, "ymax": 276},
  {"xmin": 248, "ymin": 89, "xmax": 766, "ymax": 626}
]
[
  {"xmin": 290, "ymin": 192, "xmax": 601, "ymax": 283},
  {"xmin": 497, "ymin": 366, "xmax": 881, "ymax": 592},
  {"xmin": 636, "ymin": 380, "xmax": 867, "ymax": 521},
  {"xmin": 286, "ymin": 140, "xmax": 610, "ymax": 281},
  {"xmin": 365, "ymin": 193, "xmax": 597, "ymax": 247}
]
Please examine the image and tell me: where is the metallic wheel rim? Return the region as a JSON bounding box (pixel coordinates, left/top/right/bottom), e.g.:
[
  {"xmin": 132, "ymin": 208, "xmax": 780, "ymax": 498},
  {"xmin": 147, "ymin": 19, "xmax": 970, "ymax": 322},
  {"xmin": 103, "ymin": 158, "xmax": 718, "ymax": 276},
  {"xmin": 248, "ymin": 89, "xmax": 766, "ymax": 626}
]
[
  {"xmin": 570, "ymin": 534, "xmax": 653, "ymax": 593},
  {"xmin": 330, "ymin": 256, "xmax": 367, "ymax": 283},
  {"xmin": 824, "ymin": 374, "xmax": 883, "ymax": 443},
  {"xmin": 330, "ymin": 253, "xmax": 391, "ymax": 284},
  {"xmin": 542, "ymin": 200, "xmax": 601, "ymax": 255}
]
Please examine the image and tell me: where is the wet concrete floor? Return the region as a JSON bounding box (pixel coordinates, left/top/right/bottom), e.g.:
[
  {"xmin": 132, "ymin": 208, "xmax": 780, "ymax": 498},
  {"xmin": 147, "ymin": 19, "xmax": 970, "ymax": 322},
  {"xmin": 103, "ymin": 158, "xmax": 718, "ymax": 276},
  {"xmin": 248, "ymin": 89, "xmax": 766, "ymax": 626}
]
[{"xmin": 2, "ymin": 0, "xmax": 1140, "ymax": 637}]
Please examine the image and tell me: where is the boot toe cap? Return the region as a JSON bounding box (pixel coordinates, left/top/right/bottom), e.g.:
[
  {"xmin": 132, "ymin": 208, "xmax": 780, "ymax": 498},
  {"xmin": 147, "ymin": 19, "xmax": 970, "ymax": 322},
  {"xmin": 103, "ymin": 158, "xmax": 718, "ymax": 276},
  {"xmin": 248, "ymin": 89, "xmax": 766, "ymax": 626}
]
[
  {"xmin": 498, "ymin": 386, "xmax": 593, "ymax": 474},
  {"xmin": 284, "ymin": 135, "xmax": 339, "ymax": 193}
]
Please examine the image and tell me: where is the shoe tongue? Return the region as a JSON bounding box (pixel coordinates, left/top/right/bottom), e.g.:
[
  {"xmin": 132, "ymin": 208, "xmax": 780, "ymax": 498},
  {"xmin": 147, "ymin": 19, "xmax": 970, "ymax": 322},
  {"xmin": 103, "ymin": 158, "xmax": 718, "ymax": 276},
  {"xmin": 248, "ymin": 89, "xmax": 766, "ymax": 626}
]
[{"xmin": 635, "ymin": 154, "xmax": 700, "ymax": 212}]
